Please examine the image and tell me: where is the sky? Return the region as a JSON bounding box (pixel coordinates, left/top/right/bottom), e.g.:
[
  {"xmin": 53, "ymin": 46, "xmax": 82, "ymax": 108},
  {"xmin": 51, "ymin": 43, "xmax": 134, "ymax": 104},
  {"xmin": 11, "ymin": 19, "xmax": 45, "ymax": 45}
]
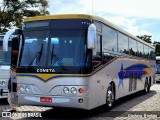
[{"xmin": 48, "ymin": 0, "xmax": 160, "ymax": 42}]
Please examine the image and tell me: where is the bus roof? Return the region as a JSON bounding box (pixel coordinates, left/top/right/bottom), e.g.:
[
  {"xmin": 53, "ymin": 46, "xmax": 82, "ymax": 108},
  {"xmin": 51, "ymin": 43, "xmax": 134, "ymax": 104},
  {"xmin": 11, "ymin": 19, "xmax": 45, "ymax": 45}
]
[
  {"xmin": 24, "ymin": 14, "xmax": 92, "ymax": 22},
  {"xmin": 24, "ymin": 14, "xmax": 154, "ymax": 49}
]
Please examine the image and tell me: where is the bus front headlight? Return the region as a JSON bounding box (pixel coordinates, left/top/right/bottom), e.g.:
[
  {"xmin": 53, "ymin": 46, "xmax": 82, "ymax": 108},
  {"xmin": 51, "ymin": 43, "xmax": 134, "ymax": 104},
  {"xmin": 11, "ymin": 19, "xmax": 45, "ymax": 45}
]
[
  {"xmin": 0, "ymin": 81, "xmax": 5, "ymax": 86},
  {"xmin": 63, "ymin": 87, "xmax": 69, "ymax": 94},
  {"xmin": 25, "ymin": 85, "xmax": 30, "ymax": 92},
  {"xmin": 70, "ymin": 87, "xmax": 77, "ymax": 94},
  {"xmin": 2, "ymin": 81, "xmax": 5, "ymax": 86},
  {"xmin": 19, "ymin": 85, "xmax": 25, "ymax": 92}
]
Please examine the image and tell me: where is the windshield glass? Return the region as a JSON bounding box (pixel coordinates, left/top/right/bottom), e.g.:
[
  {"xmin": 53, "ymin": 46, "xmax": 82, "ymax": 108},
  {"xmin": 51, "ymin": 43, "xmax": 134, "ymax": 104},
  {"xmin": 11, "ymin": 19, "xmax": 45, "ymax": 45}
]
[
  {"xmin": 0, "ymin": 41, "xmax": 11, "ymax": 65},
  {"xmin": 20, "ymin": 29, "xmax": 87, "ymax": 67},
  {"xmin": 49, "ymin": 30, "xmax": 86, "ymax": 67},
  {"xmin": 20, "ymin": 30, "xmax": 49, "ymax": 66}
]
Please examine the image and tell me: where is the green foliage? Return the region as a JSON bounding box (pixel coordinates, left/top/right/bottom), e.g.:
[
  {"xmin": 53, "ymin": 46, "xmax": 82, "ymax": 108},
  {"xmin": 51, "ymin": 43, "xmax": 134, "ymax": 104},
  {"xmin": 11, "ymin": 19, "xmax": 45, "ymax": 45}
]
[
  {"xmin": 155, "ymin": 44, "xmax": 160, "ymax": 56},
  {"xmin": 0, "ymin": 0, "xmax": 49, "ymax": 32},
  {"xmin": 153, "ymin": 41, "xmax": 160, "ymax": 56},
  {"xmin": 137, "ymin": 35, "xmax": 152, "ymax": 44}
]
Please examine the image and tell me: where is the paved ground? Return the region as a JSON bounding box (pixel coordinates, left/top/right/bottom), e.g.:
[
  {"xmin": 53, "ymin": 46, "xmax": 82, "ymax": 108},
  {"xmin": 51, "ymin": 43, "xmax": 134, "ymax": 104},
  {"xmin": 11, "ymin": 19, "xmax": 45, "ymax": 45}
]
[{"xmin": 0, "ymin": 83, "xmax": 160, "ymax": 120}]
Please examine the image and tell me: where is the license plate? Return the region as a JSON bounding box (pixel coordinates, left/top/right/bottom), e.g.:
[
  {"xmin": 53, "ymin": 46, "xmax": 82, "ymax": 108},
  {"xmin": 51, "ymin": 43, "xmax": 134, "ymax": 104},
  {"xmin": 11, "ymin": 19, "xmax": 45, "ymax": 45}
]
[{"xmin": 40, "ymin": 97, "xmax": 52, "ymax": 103}]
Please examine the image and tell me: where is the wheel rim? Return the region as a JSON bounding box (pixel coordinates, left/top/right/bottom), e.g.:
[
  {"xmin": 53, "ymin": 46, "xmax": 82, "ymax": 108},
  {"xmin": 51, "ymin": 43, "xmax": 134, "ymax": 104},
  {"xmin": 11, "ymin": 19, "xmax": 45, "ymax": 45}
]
[{"xmin": 107, "ymin": 87, "xmax": 114, "ymax": 107}]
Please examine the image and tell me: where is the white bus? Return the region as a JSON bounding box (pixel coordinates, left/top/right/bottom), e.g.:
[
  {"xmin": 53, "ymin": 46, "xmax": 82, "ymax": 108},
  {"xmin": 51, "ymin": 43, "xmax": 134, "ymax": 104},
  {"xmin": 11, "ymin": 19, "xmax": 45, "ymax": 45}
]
[
  {"xmin": 0, "ymin": 30, "xmax": 20, "ymax": 99},
  {"xmin": 0, "ymin": 33, "xmax": 10, "ymax": 98},
  {"xmin": 156, "ymin": 56, "xmax": 160, "ymax": 82},
  {"xmin": 4, "ymin": 14, "xmax": 156, "ymax": 110}
]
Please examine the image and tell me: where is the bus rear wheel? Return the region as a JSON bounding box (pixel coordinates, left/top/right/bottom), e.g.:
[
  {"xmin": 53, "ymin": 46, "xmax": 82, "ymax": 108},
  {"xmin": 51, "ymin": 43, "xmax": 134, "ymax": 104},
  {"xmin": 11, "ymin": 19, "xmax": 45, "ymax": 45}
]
[
  {"xmin": 143, "ymin": 79, "xmax": 150, "ymax": 94},
  {"xmin": 106, "ymin": 83, "xmax": 115, "ymax": 110}
]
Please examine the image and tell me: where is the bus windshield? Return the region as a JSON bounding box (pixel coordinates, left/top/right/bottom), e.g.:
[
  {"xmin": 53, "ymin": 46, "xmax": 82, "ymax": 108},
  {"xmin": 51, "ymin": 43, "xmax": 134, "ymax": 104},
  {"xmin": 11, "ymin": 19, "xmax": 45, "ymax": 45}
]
[
  {"xmin": 20, "ymin": 30, "xmax": 49, "ymax": 66},
  {"xmin": 50, "ymin": 30, "xmax": 86, "ymax": 67},
  {"xmin": 20, "ymin": 29, "xmax": 87, "ymax": 67},
  {"xmin": 0, "ymin": 40, "xmax": 11, "ymax": 65}
]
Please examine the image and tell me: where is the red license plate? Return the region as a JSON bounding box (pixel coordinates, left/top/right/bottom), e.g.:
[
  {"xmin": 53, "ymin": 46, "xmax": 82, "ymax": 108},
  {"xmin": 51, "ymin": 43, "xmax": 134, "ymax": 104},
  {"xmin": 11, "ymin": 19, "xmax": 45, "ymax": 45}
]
[{"xmin": 40, "ymin": 97, "xmax": 52, "ymax": 103}]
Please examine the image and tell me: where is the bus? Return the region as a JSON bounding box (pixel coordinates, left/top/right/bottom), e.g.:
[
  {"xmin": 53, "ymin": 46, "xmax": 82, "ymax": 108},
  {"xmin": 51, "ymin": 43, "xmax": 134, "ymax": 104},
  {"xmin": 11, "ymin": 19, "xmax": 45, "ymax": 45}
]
[
  {"xmin": 0, "ymin": 33, "xmax": 10, "ymax": 98},
  {"xmin": 0, "ymin": 30, "xmax": 19, "ymax": 99},
  {"xmin": 3, "ymin": 14, "xmax": 156, "ymax": 110},
  {"xmin": 156, "ymin": 56, "xmax": 160, "ymax": 82}
]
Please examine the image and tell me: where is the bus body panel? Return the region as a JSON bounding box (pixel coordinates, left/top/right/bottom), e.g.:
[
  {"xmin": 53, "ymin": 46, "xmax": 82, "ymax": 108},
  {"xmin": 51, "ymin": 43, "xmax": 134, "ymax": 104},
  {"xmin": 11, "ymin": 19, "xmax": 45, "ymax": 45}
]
[
  {"xmin": 16, "ymin": 76, "xmax": 90, "ymax": 109},
  {"xmin": 0, "ymin": 33, "xmax": 11, "ymax": 99},
  {"xmin": 0, "ymin": 66, "xmax": 10, "ymax": 98},
  {"xmin": 16, "ymin": 57, "xmax": 155, "ymax": 109},
  {"xmin": 10, "ymin": 14, "xmax": 156, "ymax": 110}
]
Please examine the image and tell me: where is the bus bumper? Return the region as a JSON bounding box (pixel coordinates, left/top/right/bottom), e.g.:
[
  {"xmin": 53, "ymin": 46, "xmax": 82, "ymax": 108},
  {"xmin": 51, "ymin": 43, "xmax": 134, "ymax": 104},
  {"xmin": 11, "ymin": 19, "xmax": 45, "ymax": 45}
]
[{"xmin": 17, "ymin": 94, "xmax": 90, "ymax": 110}]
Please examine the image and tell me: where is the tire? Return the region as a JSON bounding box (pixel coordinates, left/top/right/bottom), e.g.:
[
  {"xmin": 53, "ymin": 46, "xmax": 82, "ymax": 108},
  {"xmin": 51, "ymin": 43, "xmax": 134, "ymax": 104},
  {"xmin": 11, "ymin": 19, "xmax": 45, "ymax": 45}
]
[
  {"xmin": 143, "ymin": 79, "xmax": 150, "ymax": 94},
  {"xmin": 106, "ymin": 83, "xmax": 115, "ymax": 110},
  {"xmin": 148, "ymin": 80, "xmax": 151, "ymax": 92}
]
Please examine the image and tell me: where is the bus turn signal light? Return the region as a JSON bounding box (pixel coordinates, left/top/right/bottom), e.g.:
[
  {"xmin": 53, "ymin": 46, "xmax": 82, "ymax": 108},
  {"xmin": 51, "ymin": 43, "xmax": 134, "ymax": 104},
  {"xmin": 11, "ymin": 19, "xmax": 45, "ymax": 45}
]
[
  {"xmin": 79, "ymin": 88, "xmax": 85, "ymax": 93},
  {"xmin": 16, "ymin": 85, "xmax": 19, "ymax": 91}
]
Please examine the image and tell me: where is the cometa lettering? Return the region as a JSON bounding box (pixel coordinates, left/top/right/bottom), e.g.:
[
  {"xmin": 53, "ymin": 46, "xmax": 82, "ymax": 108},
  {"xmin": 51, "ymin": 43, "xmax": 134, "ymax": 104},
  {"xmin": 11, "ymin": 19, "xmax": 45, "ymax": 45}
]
[{"xmin": 37, "ymin": 69, "xmax": 55, "ymax": 73}]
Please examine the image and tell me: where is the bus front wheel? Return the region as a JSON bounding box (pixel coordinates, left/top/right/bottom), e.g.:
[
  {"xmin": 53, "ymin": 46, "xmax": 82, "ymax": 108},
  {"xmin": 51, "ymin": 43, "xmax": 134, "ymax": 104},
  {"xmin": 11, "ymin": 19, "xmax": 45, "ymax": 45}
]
[{"xmin": 106, "ymin": 83, "xmax": 115, "ymax": 110}]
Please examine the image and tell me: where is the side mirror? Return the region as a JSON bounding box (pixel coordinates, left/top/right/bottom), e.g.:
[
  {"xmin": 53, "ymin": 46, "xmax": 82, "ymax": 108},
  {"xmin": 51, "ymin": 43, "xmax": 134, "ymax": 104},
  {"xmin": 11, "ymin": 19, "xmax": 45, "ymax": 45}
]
[
  {"xmin": 87, "ymin": 24, "xmax": 97, "ymax": 49},
  {"xmin": 3, "ymin": 29, "xmax": 22, "ymax": 52},
  {"xmin": 3, "ymin": 29, "xmax": 16, "ymax": 52}
]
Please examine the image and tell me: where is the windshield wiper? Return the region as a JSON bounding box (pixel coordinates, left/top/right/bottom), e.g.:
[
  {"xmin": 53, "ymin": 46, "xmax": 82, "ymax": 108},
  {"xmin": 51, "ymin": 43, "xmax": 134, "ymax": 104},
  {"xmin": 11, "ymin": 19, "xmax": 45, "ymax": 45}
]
[
  {"xmin": 51, "ymin": 44, "xmax": 68, "ymax": 71},
  {"xmin": 27, "ymin": 44, "xmax": 43, "ymax": 67}
]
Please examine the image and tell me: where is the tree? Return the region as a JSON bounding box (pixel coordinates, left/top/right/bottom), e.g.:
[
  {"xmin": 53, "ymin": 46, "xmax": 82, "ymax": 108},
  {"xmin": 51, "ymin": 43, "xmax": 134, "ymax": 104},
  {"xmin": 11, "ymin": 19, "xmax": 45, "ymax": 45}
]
[
  {"xmin": 153, "ymin": 41, "xmax": 160, "ymax": 56},
  {"xmin": 0, "ymin": 0, "xmax": 49, "ymax": 32},
  {"xmin": 136, "ymin": 35, "xmax": 152, "ymax": 44}
]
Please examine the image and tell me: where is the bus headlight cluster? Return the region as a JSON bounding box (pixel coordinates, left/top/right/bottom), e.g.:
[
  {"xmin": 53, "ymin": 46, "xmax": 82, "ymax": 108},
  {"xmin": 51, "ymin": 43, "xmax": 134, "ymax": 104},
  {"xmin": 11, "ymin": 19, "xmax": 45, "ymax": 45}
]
[
  {"xmin": 63, "ymin": 87, "xmax": 77, "ymax": 94},
  {"xmin": 19, "ymin": 85, "xmax": 25, "ymax": 91},
  {"xmin": 63, "ymin": 87, "xmax": 69, "ymax": 94},
  {"xmin": 70, "ymin": 87, "xmax": 77, "ymax": 94},
  {"xmin": 19, "ymin": 85, "xmax": 30, "ymax": 92},
  {"xmin": 25, "ymin": 85, "xmax": 30, "ymax": 92},
  {"xmin": 0, "ymin": 81, "xmax": 5, "ymax": 86}
]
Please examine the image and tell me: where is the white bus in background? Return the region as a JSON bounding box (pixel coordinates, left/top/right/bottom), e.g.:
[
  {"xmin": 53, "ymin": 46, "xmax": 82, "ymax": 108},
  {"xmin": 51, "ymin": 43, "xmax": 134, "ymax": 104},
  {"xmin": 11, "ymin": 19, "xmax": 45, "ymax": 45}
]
[
  {"xmin": 0, "ymin": 30, "xmax": 17, "ymax": 99},
  {"xmin": 0, "ymin": 33, "xmax": 11, "ymax": 98},
  {"xmin": 156, "ymin": 56, "xmax": 160, "ymax": 82}
]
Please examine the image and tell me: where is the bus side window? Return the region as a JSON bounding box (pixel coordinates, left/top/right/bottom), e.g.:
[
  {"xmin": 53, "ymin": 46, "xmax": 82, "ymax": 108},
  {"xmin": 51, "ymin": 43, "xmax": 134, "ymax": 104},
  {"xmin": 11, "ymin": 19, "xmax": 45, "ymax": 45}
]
[{"xmin": 92, "ymin": 35, "xmax": 102, "ymax": 68}]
